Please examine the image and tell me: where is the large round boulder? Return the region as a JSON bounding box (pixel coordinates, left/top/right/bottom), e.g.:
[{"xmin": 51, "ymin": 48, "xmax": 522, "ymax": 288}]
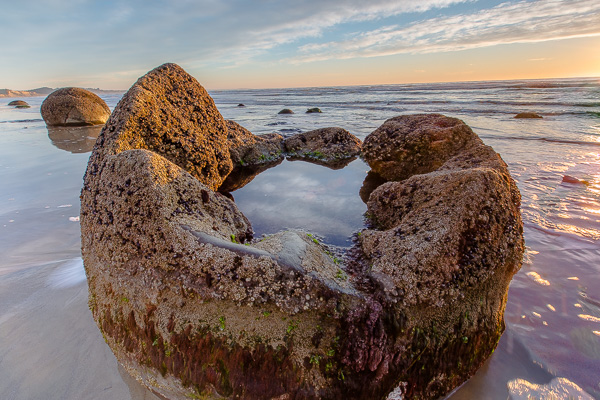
[{"xmin": 41, "ymin": 87, "xmax": 110, "ymax": 126}]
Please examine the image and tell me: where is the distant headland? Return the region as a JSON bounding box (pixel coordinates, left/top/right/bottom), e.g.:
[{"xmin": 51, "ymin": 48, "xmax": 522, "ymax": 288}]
[{"xmin": 0, "ymin": 87, "xmax": 123, "ymax": 98}]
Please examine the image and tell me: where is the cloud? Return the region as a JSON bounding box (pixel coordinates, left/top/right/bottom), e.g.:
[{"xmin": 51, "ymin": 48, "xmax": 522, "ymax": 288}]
[{"xmin": 286, "ymin": 0, "xmax": 600, "ymax": 63}]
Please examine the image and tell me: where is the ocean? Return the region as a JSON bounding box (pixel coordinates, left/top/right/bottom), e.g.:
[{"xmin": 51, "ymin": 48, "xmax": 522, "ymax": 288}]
[{"xmin": 0, "ymin": 78, "xmax": 599, "ymax": 399}]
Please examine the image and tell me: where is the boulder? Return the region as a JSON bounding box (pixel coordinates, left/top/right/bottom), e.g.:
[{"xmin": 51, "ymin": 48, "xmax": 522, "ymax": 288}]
[
  {"xmin": 284, "ymin": 127, "xmax": 362, "ymax": 167},
  {"xmin": 41, "ymin": 87, "xmax": 110, "ymax": 126},
  {"xmin": 278, "ymin": 108, "xmax": 294, "ymax": 114},
  {"xmin": 514, "ymin": 112, "xmax": 542, "ymax": 119},
  {"xmin": 348, "ymin": 113, "xmax": 523, "ymax": 397},
  {"xmin": 237, "ymin": 103, "xmax": 245, "ymax": 107},
  {"xmin": 361, "ymin": 114, "xmax": 476, "ymax": 182},
  {"xmin": 226, "ymin": 120, "xmax": 284, "ymax": 167},
  {"xmin": 81, "ymin": 62, "xmax": 524, "ymax": 400},
  {"xmin": 306, "ymin": 108, "xmax": 322, "ymax": 113},
  {"xmin": 8, "ymin": 100, "xmax": 29, "ymax": 107},
  {"xmin": 85, "ymin": 63, "xmax": 232, "ymax": 191}
]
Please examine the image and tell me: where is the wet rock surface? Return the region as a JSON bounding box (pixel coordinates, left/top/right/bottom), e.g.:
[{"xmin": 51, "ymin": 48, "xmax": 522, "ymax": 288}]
[
  {"xmin": 41, "ymin": 87, "xmax": 110, "ymax": 126},
  {"xmin": 81, "ymin": 64, "xmax": 524, "ymax": 400},
  {"xmin": 284, "ymin": 127, "xmax": 362, "ymax": 167}
]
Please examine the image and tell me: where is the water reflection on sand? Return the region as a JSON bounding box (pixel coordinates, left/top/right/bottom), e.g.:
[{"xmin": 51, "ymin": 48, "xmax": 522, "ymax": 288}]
[{"xmin": 47, "ymin": 125, "xmax": 103, "ymax": 154}]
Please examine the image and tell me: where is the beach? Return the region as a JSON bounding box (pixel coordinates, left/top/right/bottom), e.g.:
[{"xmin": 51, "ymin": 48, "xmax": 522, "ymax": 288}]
[{"xmin": 1, "ymin": 79, "xmax": 599, "ymax": 399}]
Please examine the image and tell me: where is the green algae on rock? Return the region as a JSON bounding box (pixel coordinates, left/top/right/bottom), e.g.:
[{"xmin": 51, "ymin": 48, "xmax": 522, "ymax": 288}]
[
  {"xmin": 81, "ymin": 64, "xmax": 524, "ymax": 400},
  {"xmin": 284, "ymin": 127, "xmax": 362, "ymax": 167}
]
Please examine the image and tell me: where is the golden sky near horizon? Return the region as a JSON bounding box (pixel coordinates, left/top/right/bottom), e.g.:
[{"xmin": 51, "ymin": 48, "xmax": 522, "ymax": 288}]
[{"xmin": 1, "ymin": 0, "xmax": 599, "ymax": 90}]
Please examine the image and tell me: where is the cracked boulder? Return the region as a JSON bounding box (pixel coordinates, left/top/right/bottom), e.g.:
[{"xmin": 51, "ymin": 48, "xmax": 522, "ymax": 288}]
[{"xmin": 81, "ymin": 63, "xmax": 523, "ymax": 400}]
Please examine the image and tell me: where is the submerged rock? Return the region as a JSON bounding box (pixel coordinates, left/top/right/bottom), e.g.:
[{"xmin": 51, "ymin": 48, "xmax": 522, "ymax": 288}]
[
  {"xmin": 41, "ymin": 87, "xmax": 110, "ymax": 126},
  {"xmin": 81, "ymin": 64, "xmax": 523, "ymax": 400},
  {"xmin": 284, "ymin": 127, "xmax": 362, "ymax": 166},
  {"xmin": 514, "ymin": 112, "xmax": 543, "ymax": 119}
]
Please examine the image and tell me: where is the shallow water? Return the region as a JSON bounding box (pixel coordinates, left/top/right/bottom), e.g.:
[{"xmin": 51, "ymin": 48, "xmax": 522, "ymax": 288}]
[{"xmin": 1, "ymin": 78, "xmax": 599, "ymax": 399}]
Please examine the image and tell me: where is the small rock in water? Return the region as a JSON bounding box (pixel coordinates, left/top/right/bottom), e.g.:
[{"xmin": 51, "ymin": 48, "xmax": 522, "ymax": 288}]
[
  {"xmin": 306, "ymin": 107, "xmax": 322, "ymax": 113},
  {"xmin": 237, "ymin": 103, "xmax": 245, "ymax": 107},
  {"xmin": 514, "ymin": 112, "xmax": 543, "ymax": 119},
  {"xmin": 278, "ymin": 108, "xmax": 294, "ymax": 114}
]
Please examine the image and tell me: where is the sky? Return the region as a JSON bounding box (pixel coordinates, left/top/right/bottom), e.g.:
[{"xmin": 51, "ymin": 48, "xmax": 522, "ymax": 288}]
[{"xmin": 1, "ymin": 0, "xmax": 599, "ymax": 90}]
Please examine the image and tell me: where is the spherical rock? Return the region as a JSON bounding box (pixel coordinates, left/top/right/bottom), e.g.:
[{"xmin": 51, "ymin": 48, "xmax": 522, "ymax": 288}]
[
  {"xmin": 278, "ymin": 108, "xmax": 294, "ymax": 114},
  {"xmin": 514, "ymin": 112, "xmax": 543, "ymax": 119},
  {"xmin": 41, "ymin": 87, "xmax": 110, "ymax": 126}
]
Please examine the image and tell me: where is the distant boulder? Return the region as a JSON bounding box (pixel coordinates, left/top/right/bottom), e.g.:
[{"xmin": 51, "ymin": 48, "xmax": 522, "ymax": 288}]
[
  {"xmin": 514, "ymin": 112, "xmax": 543, "ymax": 119},
  {"xmin": 305, "ymin": 107, "xmax": 322, "ymax": 113},
  {"xmin": 278, "ymin": 108, "xmax": 294, "ymax": 114},
  {"xmin": 237, "ymin": 103, "xmax": 245, "ymax": 107},
  {"xmin": 41, "ymin": 87, "xmax": 110, "ymax": 126},
  {"xmin": 8, "ymin": 100, "xmax": 29, "ymax": 107}
]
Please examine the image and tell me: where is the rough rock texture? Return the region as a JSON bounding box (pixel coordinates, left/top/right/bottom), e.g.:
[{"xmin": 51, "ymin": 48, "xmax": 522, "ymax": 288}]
[
  {"xmin": 86, "ymin": 63, "xmax": 232, "ymax": 191},
  {"xmin": 41, "ymin": 87, "xmax": 110, "ymax": 126},
  {"xmin": 362, "ymin": 114, "xmax": 477, "ymax": 181},
  {"xmin": 284, "ymin": 127, "xmax": 362, "ymax": 166},
  {"xmin": 348, "ymin": 113, "xmax": 523, "ymax": 398},
  {"xmin": 8, "ymin": 100, "xmax": 29, "ymax": 106},
  {"xmin": 81, "ymin": 63, "xmax": 523, "ymax": 400},
  {"xmin": 514, "ymin": 112, "xmax": 543, "ymax": 119},
  {"xmin": 226, "ymin": 120, "xmax": 284, "ymax": 167}
]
